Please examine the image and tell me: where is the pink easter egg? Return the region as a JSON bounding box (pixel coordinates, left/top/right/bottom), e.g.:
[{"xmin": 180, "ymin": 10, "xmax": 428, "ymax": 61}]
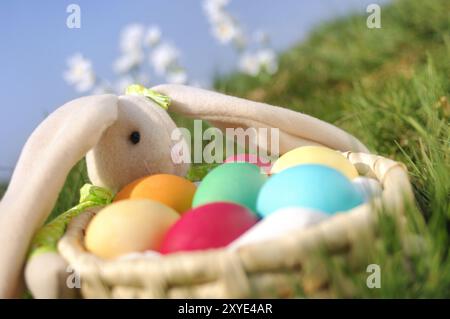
[
  {"xmin": 160, "ymin": 202, "xmax": 258, "ymax": 254},
  {"xmin": 224, "ymin": 154, "xmax": 272, "ymax": 172}
]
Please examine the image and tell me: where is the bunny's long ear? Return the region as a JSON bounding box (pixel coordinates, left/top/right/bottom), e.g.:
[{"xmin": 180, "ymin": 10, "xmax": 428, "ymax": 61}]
[
  {"xmin": 0, "ymin": 95, "xmax": 118, "ymax": 298},
  {"xmin": 152, "ymin": 84, "xmax": 369, "ymax": 154}
]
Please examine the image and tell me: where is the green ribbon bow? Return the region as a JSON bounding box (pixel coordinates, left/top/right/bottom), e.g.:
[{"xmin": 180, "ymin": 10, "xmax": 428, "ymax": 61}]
[
  {"xmin": 28, "ymin": 184, "xmax": 113, "ymax": 259},
  {"xmin": 125, "ymin": 84, "xmax": 171, "ymax": 110}
]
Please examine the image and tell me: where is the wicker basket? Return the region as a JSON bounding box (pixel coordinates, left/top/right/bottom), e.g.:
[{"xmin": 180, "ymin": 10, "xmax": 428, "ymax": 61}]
[{"xmin": 58, "ymin": 151, "xmax": 414, "ymax": 298}]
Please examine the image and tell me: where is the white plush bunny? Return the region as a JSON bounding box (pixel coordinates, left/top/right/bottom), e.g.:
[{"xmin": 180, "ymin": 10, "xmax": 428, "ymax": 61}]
[{"xmin": 0, "ymin": 84, "xmax": 368, "ymax": 298}]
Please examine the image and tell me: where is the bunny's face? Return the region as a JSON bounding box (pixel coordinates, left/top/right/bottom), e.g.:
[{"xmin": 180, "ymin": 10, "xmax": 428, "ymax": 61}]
[{"xmin": 86, "ymin": 95, "xmax": 189, "ymax": 192}]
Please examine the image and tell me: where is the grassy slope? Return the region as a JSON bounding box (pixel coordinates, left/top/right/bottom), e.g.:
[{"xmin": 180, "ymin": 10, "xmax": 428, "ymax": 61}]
[{"xmin": 216, "ymin": 0, "xmax": 449, "ymax": 297}]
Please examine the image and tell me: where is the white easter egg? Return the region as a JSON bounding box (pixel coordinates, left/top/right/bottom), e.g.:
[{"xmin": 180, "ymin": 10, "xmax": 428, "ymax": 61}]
[
  {"xmin": 352, "ymin": 177, "xmax": 383, "ymax": 201},
  {"xmin": 228, "ymin": 207, "xmax": 329, "ymax": 250}
]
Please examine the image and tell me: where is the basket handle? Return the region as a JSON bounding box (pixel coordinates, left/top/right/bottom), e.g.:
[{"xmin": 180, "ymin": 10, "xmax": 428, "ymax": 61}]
[{"xmin": 152, "ymin": 84, "xmax": 369, "ymax": 154}]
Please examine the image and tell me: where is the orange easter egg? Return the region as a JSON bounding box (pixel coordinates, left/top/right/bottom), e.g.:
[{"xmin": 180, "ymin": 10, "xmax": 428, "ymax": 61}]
[
  {"xmin": 114, "ymin": 174, "xmax": 197, "ymax": 214},
  {"xmin": 113, "ymin": 176, "xmax": 147, "ymax": 200}
]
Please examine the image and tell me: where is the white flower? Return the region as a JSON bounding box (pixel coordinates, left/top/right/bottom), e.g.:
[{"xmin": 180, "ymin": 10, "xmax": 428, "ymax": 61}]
[
  {"xmin": 203, "ymin": 0, "xmax": 229, "ymax": 22},
  {"xmin": 63, "ymin": 53, "xmax": 95, "ymax": 93},
  {"xmin": 166, "ymin": 69, "xmax": 187, "ymax": 84},
  {"xmin": 238, "ymin": 52, "xmax": 260, "ymax": 76},
  {"xmin": 119, "ymin": 23, "xmax": 145, "ymax": 53},
  {"xmin": 238, "ymin": 49, "xmax": 278, "ymax": 76},
  {"xmin": 208, "ymin": 0, "xmax": 230, "ymax": 7},
  {"xmin": 150, "ymin": 42, "xmax": 179, "ymax": 75},
  {"xmin": 212, "ymin": 17, "xmax": 239, "ymax": 44},
  {"xmin": 144, "ymin": 26, "xmax": 161, "ymax": 47},
  {"xmin": 257, "ymin": 49, "xmax": 278, "ymax": 74},
  {"xmin": 203, "ymin": 0, "xmax": 245, "ymax": 47},
  {"xmin": 113, "ymin": 51, "xmax": 143, "ymax": 74}
]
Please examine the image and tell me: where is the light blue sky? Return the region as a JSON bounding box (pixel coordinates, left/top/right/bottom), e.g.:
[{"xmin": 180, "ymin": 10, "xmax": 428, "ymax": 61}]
[{"xmin": 0, "ymin": 0, "xmax": 388, "ymax": 181}]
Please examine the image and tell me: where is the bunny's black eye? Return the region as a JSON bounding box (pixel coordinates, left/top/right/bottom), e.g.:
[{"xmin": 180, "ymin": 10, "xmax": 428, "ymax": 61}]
[{"xmin": 129, "ymin": 131, "xmax": 141, "ymax": 145}]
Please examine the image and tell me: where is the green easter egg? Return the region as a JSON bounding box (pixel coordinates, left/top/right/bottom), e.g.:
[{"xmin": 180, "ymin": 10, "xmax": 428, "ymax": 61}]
[{"xmin": 192, "ymin": 163, "xmax": 267, "ymax": 214}]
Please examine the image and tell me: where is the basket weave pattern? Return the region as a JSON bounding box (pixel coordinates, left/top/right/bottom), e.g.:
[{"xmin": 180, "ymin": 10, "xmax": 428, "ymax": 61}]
[{"xmin": 58, "ymin": 152, "xmax": 414, "ymax": 298}]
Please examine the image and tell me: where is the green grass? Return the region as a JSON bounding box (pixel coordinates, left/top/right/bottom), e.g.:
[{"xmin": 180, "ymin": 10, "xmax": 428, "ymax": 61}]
[
  {"xmin": 46, "ymin": 159, "xmax": 90, "ymax": 223},
  {"xmin": 1, "ymin": 0, "xmax": 448, "ymax": 298},
  {"xmin": 215, "ymin": 0, "xmax": 449, "ymax": 297}
]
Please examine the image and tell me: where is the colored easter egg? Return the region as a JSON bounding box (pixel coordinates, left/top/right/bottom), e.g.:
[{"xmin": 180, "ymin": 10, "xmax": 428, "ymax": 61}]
[
  {"xmin": 229, "ymin": 207, "xmax": 329, "ymax": 250},
  {"xmin": 192, "ymin": 163, "xmax": 267, "ymax": 213},
  {"xmin": 85, "ymin": 199, "xmax": 179, "ymax": 259},
  {"xmin": 270, "ymin": 146, "xmax": 358, "ymax": 179},
  {"xmin": 352, "ymin": 177, "xmax": 383, "ymax": 201},
  {"xmin": 114, "ymin": 174, "xmax": 197, "ymax": 214},
  {"xmin": 160, "ymin": 202, "xmax": 258, "ymax": 254},
  {"xmin": 112, "ymin": 176, "xmax": 147, "ymax": 200},
  {"xmin": 224, "ymin": 153, "xmax": 272, "ymax": 173},
  {"xmin": 257, "ymin": 164, "xmax": 364, "ymax": 217}
]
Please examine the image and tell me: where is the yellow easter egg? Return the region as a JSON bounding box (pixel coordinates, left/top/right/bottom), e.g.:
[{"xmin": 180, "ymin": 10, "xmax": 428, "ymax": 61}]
[
  {"xmin": 270, "ymin": 146, "xmax": 358, "ymax": 179},
  {"xmin": 85, "ymin": 199, "xmax": 179, "ymax": 259}
]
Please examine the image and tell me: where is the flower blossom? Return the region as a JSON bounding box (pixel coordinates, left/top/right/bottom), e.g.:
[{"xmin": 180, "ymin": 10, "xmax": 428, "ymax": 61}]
[
  {"xmin": 63, "ymin": 53, "xmax": 95, "ymax": 92},
  {"xmin": 119, "ymin": 23, "xmax": 145, "ymax": 53},
  {"xmin": 239, "ymin": 49, "xmax": 278, "ymax": 76},
  {"xmin": 144, "ymin": 26, "xmax": 162, "ymax": 47},
  {"xmin": 150, "ymin": 42, "xmax": 180, "ymax": 75}
]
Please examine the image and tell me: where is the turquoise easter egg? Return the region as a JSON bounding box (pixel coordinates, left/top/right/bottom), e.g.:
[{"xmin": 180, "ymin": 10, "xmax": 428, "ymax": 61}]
[
  {"xmin": 256, "ymin": 164, "xmax": 363, "ymax": 216},
  {"xmin": 192, "ymin": 163, "xmax": 267, "ymax": 214}
]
